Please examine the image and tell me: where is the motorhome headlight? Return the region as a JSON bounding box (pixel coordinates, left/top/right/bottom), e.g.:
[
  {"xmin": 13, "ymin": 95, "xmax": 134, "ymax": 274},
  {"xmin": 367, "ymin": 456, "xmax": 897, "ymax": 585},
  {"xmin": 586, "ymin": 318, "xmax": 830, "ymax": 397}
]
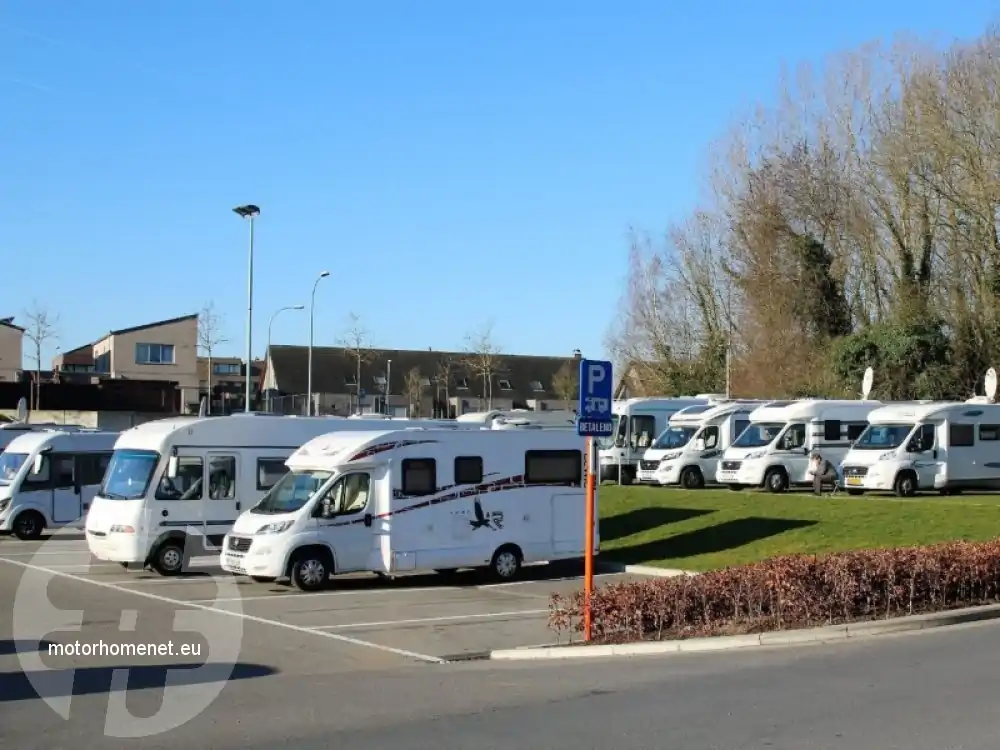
[
  {"xmin": 256, "ymin": 520, "xmax": 294, "ymax": 535},
  {"xmin": 878, "ymin": 450, "xmax": 897, "ymax": 461},
  {"xmin": 744, "ymin": 451, "xmax": 765, "ymax": 460},
  {"xmin": 0, "ymin": 497, "xmax": 9, "ymax": 512},
  {"xmin": 109, "ymin": 525, "xmax": 135, "ymax": 534},
  {"xmin": 660, "ymin": 452, "xmax": 682, "ymax": 463}
]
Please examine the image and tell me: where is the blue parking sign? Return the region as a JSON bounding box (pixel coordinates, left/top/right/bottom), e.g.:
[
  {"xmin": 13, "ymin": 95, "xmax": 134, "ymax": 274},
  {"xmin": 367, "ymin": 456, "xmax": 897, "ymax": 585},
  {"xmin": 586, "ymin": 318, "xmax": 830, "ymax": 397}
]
[{"xmin": 577, "ymin": 359, "xmax": 613, "ymax": 436}]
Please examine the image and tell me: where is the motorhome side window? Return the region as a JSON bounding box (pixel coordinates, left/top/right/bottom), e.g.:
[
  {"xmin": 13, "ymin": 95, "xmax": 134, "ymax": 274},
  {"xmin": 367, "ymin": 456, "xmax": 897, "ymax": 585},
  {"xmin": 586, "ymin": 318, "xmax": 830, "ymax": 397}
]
[
  {"xmin": 949, "ymin": 423, "xmax": 975, "ymax": 447},
  {"xmin": 52, "ymin": 455, "xmax": 75, "ymax": 489},
  {"xmin": 454, "ymin": 456, "xmax": 484, "ymax": 485},
  {"xmin": 847, "ymin": 423, "xmax": 867, "ymax": 441},
  {"xmin": 401, "ymin": 458, "xmax": 436, "ymax": 496},
  {"xmin": 630, "ymin": 416, "xmax": 656, "ymax": 449},
  {"xmin": 823, "ymin": 420, "xmax": 841, "ymax": 441},
  {"xmin": 908, "ymin": 424, "xmax": 935, "ymax": 451},
  {"xmin": 980, "ymin": 425, "xmax": 1000, "ymax": 441},
  {"xmin": 780, "ymin": 424, "xmax": 806, "ymax": 450},
  {"xmin": 79, "ymin": 453, "xmax": 112, "ymax": 485},
  {"xmin": 699, "ymin": 426, "xmax": 719, "ymax": 449},
  {"xmin": 156, "ymin": 456, "xmax": 203, "ymax": 500},
  {"xmin": 733, "ymin": 420, "xmax": 750, "ymax": 442},
  {"xmin": 525, "ymin": 450, "xmax": 582, "ymax": 486},
  {"xmin": 208, "ymin": 455, "xmax": 236, "ymax": 499},
  {"xmin": 256, "ymin": 458, "xmax": 287, "ymax": 490}
]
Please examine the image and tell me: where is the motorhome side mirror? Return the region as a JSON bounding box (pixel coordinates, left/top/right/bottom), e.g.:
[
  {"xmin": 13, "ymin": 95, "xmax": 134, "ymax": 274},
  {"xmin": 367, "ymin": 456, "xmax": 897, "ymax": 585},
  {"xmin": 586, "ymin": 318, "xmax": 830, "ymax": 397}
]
[
  {"xmin": 364, "ymin": 513, "xmax": 372, "ymax": 527},
  {"xmin": 32, "ymin": 454, "xmax": 43, "ymax": 475},
  {"xmin": 167, "ymin": 456, "xmax": 178, "ymax": 478}
]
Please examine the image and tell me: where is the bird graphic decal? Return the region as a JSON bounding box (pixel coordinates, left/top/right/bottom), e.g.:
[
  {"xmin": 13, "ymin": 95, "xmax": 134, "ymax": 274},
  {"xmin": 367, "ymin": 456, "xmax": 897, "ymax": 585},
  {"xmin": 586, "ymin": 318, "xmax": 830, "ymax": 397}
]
[{"xmin": 470, "ymin": 497, "xmax": 492, "ymax": 530}]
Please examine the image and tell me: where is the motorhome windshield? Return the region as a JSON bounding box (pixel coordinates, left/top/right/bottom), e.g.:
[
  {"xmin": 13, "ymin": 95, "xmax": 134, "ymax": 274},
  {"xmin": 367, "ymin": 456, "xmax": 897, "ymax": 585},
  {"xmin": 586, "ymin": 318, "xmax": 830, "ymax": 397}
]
[
  {"xmin": 732, "ymin": 423, "xmax": 784, "ymax": 448},
  {"xmin": 99, "ymin": 449, "xmax": 160, "ymax": 500},
  {"xmin": 251, "ymin": 469, "xmax": 333, "ymax": 515},
  {"xmin": 853, "ymin": 423, "xmax": 914, "ymax": 450},
  {"xmin": 652, "ymin": 425, "xmax": 697, "ymax": 450},
  {"xmin": 0, "ymin": 453, "xmax": 27, "ymax": 485}
]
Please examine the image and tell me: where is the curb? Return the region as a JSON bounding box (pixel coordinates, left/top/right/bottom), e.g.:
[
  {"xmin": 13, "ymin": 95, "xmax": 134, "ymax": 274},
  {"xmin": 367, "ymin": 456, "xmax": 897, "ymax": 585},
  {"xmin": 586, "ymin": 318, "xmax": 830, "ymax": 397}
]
[
  {"xmin": 489, "ymin": 603, "xmax": 1000, "ymax": 660},
  {"xmin": 596, "ymin": 561, "xmax": 698, "ymax": 578}
]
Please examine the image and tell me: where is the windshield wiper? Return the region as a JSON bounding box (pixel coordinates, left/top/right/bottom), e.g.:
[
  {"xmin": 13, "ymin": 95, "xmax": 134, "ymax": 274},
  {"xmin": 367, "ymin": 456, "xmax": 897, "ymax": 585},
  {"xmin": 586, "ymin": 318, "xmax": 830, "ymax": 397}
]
[{"xmin": 101, "ymin": 491, "xmax": 132, "ymax": 500}]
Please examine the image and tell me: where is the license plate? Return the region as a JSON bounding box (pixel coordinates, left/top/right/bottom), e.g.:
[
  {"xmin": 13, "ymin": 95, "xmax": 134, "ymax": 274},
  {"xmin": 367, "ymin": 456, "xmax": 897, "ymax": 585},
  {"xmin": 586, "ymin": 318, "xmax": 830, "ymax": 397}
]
[{"xmin": 847, "ymin": 476, "xmax": 862, "ymax": 486}]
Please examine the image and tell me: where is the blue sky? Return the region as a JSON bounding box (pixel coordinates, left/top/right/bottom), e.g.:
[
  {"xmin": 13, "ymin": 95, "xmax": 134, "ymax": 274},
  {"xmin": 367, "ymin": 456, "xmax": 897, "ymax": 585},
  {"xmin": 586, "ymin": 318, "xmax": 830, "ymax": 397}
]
[{"xmin": 3, "ymin": 1, "xmax": 996, "ymax": 368}]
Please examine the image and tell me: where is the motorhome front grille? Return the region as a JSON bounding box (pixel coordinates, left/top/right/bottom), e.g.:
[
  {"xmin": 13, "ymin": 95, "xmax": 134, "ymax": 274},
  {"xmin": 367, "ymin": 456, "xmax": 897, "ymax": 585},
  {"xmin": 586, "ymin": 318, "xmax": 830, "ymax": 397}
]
[
  {"xmin": 721, "ymin": 461, "xmax": 742, "ymax": 471},
  {"xmin": 639, "ymin": 460, "xmax": 660, "ymax": 471},
  {"xmin": 228, "ymin": 536, "xmax": 251, "ymax": 553},
  {"xmin": 842, "ymin": 466, "xmax": 868, "ymax": 478}
]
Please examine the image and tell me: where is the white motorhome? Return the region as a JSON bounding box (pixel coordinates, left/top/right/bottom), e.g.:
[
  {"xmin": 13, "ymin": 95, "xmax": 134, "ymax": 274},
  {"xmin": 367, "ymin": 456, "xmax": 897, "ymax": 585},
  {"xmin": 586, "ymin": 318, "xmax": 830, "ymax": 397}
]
[
  {"xmin": 715, "ymin": 399, "xmax": 881, "ymax": 492},
  {"xmin": 456, "ymin": 409, "xmax": 578, "ymax": 428},
  {"xmin": 597, "ymin": 395, "xmax": 725, "ymax": 484},
  {"xmin": 84, "ymin": 414, "xmax": 467, "ymax": 575},
  {"xmin": 0, "ymin": 429, "xmax": 119, "ymax": 539},
  {"xmin": 0, "ymin": 421, "xmax": 87, "ymax": 452},
  {"xmin": 637, "ymin": 401, "xmax": 768, "ymax": 488},
  {"xmin": 219, "ymin": 427, "xmax": 596, "ymax": 591},
  {"xmin": 840, "ymin": 400, "xmax": 1000, "ymax": 496}
]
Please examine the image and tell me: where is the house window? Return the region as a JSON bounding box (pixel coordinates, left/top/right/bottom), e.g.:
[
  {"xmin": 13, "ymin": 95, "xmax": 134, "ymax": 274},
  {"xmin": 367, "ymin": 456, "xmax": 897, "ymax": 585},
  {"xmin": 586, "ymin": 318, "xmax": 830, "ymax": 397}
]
[
  {"xmin": 374, "ymin": 375, "xmax": 387, "ymax": 387},
  {"xmin": 419, "ymin": 376, "xmax": 431, "ymax": 387},
  {"xmin": 456, "ymin": 378, "xmax": 469, "ymax": 389},
  {"xmin": 94, "ymin": 351, "xmax": 111, "ymax": 373},
  {"xmin": 530, "ymin": 380, "xmax": 544, "ymax": 392},
  {"xmin": 454, "ymin": 456, "xmax": 483, "ymax": 485},
  {"xmin": 344, "ymin": 374, "xmax": 357, "ymax": 386},
  {"xmin": 136, "ymin": 343, "xmax": 175, "ymax": 365},
  {"xmin": 401, "ymin": 458, "xmax": 436, "ymax": 496},
  {"xmin": 498, "ymin": 379, "xmax": 513, "ymax": 391},
  {"xmin": 212, "ymin": 362, "xmax": 241, "ymax": 375}
]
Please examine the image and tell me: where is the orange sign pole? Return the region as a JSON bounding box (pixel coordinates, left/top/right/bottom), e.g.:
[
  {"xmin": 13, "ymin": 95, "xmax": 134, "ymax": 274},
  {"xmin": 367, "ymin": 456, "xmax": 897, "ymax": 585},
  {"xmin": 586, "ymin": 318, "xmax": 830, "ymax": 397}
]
[{"xmin": 584, "ymin": 436, "xmax": 596, "ymax": 641}]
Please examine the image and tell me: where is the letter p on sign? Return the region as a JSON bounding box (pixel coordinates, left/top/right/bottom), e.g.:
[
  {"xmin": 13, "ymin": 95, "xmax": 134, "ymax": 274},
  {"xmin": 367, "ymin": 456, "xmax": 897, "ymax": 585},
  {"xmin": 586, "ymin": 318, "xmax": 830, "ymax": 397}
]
[{"xmin": 587, "ymin": 364, "xmax": 605, "ymax": 393}]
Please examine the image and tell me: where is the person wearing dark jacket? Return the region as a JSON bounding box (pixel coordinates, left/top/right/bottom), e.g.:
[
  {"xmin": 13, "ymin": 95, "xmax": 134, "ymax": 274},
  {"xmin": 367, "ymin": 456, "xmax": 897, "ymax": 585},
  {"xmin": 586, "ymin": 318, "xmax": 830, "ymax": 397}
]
[{"xmin": 808, "ymin": 452, "xmax": 838, "ymax": 495}]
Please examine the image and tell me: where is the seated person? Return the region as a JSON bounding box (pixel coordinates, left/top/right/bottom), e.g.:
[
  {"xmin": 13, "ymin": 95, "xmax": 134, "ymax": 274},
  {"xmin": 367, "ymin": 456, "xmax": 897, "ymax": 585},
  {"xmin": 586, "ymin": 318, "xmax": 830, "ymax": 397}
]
[{"xmin": 807, "ymin": 452, "xmax": 838, "ymax": 495}]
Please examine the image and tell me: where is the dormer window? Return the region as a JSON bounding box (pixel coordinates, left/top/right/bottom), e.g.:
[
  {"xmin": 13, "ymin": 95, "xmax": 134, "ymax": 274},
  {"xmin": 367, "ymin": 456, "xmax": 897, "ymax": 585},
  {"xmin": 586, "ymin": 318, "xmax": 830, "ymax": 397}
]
[
  {"xmin": 419, "ymin": 376, "xmax": 431, "ymax": 387},
  {"xmin": 530, "ymin": 380, "xmax": 544, "ymax": 392},
  {"xmin": 374, "ymin": 375, "xmax": 386, "ymax": 387},
  {"xmin": 498, "ymin": 379, "xmax": 513, "ymax": 391},
  {"xmin": 345, "ymin": 374, "xmax": 357, "ymax": 386},
  {"xmin": 456, "ymin": 377, "xmax": 469, "ymax": 389}
]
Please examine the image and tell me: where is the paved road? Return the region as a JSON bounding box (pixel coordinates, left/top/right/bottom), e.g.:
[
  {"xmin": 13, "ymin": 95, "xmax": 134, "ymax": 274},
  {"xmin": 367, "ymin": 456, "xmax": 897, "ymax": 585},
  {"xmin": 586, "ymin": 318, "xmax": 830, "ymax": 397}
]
[{"xmin": 5, "ymin": 534, "xmax": 1000, "ymax": 749}]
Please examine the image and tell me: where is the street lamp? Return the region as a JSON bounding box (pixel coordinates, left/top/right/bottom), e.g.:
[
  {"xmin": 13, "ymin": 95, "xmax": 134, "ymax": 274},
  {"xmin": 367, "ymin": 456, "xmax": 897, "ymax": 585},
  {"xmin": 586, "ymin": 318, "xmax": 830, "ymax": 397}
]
[
  {"xmin": 233, "ymin": 204, "xmax": 260, "ymax": 412},
  {"xmin": 307, "ymin": 270, "xmax": 331, "ymax": 416},
  {"xmin": 266, "ymin": 304, "xmax": 305, "ymax": 412},
  {"xmin": 386, "ymin": 359, "xmax": 392, "ymax": 416}
]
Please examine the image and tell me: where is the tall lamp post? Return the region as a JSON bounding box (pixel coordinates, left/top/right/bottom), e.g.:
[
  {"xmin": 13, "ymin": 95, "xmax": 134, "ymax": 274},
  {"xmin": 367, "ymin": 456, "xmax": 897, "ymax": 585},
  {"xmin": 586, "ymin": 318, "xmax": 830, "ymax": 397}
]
[
  {"xmin": 307, "ymin": 270, "xmax": 331, "ymax": 416},
  {"xmin": 233, "ymin": 204, "xmax": 260, "ymax": 412},
  {"xmin": 266, "ymin": 304, "xmax": 304, "ymax": 412}
]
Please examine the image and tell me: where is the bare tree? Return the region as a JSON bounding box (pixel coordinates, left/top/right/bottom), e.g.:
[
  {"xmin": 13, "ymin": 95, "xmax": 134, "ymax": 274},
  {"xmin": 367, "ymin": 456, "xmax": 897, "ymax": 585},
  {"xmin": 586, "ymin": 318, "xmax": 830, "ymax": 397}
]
[
  {"xmin": 550, "ymin": 361, "xmax": 578, "ymax": 406},
  {"xmin": 22, "ymin": 302, "xmax": 59, "ymax": 411},
  {"xmin": 198, "ymin": 302, "xmax": 229, "ymax": 414},
  {"xmin": 404, "ymin": 366, "xmax": 425, "ymax": 417},
  {"xmin": 462, "ymin": 322, "xmax": 503, "ymax": 409},
  {"xmin": 433, "ymin": 355, "xmax": 454, "ymax": 417},
  {"xmin": 339, "ymin": 312, "xmax": 375, "ymax": 414}
]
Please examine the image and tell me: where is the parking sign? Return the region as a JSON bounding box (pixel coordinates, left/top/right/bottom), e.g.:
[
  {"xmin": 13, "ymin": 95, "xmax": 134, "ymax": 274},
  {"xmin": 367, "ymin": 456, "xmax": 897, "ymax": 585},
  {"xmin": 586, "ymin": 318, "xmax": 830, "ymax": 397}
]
[{"xmin": 577, "ymin": 359, "xmax": 613, "ymax": 436}]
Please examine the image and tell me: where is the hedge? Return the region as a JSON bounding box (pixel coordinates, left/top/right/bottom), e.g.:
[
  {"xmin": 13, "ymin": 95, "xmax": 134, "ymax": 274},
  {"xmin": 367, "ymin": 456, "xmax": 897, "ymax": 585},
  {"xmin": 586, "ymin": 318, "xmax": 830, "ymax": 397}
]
[{"xmin": 548, "ymin": 540, "xmax": 1000, "ymax": 644}]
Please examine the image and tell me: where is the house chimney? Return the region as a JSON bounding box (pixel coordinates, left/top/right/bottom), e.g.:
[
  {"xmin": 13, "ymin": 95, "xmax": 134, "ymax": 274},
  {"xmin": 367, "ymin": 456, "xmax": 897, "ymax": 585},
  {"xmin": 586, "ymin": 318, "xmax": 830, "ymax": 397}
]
[{"xmin": 572, "ymin": 349, "xmax": 582, "ymax": 359}]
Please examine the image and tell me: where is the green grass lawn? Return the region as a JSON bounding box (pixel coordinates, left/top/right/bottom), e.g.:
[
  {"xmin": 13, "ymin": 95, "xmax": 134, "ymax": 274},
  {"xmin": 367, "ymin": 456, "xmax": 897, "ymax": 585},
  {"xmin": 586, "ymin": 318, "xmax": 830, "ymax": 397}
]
[{"xmin": 597, "ymin": 485, "xmax": 1000, "ymax": 571}]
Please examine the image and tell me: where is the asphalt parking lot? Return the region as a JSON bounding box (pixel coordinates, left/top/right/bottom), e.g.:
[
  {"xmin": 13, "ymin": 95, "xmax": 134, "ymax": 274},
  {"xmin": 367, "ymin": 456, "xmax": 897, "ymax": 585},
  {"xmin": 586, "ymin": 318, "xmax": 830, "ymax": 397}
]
[{"xmin": 0, "ymin": 530, "xmax": 635, "ymax": 669}]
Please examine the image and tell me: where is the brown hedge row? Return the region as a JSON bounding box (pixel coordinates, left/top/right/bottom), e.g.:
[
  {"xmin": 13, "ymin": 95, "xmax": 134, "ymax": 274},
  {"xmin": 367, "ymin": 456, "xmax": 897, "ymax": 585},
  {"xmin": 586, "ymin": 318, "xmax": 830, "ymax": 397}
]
[{"xmin": 548, "ymin": 540, "xmax": 1000, "ymax": 644}]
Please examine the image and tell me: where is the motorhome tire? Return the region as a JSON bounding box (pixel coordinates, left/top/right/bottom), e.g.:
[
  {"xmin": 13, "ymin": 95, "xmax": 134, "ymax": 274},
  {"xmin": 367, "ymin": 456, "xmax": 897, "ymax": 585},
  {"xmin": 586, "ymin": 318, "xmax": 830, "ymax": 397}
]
[
  {"xmin": 680, "ymin": 467, "xmax": 704, "ymax": 490},
  {"xmin": 764, "ymin": 468, "xmax": 788, "ymax": 493},
  {"xmin": 727, "ymin": 484, "xmax": 744, "ymax": 491},
  {"xmin": 847, "ymin": 489, "xmax": 864, "ymax": 496},
  {"xmin": 12, "ymin": 510, "xmax": 44, "ymax": 540},
  {"xmin": 489, "ymin": 545, "xmax": 522, "ymax": 581},
  {"xmin": 620, "ymin": 468, "xmax": 634, "ymax": 485},
  {"xmin": 435, "ymin": 568, "xmax": 458, "ymax": 575},
  {"xmin": 151, "ymin": 540, "xmax": 186, "ymax": 576},
  {"xmin": 894, "ymin": 472, "xmax": 917, "ymax": 498},
  {"xmin": 289, "ymin": 547, "xmax": 332, "ymax": 592}
]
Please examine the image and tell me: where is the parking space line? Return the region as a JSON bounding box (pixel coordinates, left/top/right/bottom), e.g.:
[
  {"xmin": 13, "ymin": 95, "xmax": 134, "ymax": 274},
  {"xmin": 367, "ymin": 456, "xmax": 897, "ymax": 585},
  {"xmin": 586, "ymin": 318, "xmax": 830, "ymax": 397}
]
[
  {"xmin": 313, "ymin": 609, "xmax": 549, "ymax": 630},
  {"xmin": 0, "ymin": 557, "xmax": 445, "ymax": 664},
  {"xmin": 190, "ymin": 584, "xmax": 464, "ymax": 604}
]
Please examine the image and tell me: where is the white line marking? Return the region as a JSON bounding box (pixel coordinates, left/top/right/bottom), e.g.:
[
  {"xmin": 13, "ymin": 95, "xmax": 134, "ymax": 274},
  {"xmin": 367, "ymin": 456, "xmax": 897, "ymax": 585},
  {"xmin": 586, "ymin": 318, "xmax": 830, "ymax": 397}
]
[
  {"xmin": 191, "ymin": 584, "xmax": 464, "ymax": 603},
  {"xmin": 0, "ymin": 557, "xmax": 444, "ymax": 664},
  {"xmin": 312, "ymin": 609, "xmax": 549, "ymax": 630}
]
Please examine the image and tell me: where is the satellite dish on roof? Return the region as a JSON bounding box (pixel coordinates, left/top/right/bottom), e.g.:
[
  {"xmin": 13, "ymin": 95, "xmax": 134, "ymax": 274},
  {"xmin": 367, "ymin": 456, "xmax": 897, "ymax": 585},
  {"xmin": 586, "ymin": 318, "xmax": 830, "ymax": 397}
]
[
  {"xmin": 198, "ymin": 397, "xmax": 208, "ymax": 417},
  {"xmin": 986, "ymin": 368, "xmax": 997, "ymax": 402},
  {"xmin": 861, "ymin": 367, "xmax": 874, "ymax": 400},
  {"xmin": 15, "ymin": 397, "xmax": 27, "ymax": 423}
]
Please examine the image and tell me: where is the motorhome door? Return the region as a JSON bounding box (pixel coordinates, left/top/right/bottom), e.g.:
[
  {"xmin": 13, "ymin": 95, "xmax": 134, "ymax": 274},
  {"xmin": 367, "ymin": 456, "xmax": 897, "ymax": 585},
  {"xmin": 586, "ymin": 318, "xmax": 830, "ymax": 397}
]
[
  {"xmin": 148, "ymin": 452, "xmax": 205, "ymax": 543},
  {"xmin": 50, "ymin": 453, "xmax": 83, "ymax": 524},
  {"xmin": 314, "ymin": 470, "xmax": 374, "ymax": 573},
  {"xmin": 204, "ymin": 452, "xmax": 241, "ymax": 550}
]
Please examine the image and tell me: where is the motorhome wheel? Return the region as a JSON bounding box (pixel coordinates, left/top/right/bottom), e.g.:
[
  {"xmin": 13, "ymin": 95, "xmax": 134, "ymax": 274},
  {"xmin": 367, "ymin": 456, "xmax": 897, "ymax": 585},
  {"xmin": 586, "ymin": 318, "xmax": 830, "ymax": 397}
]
[
  {"xmin": 894, "ymin": 472, "xmax": 917, "ymax": 498},
  {"xmin": 152, "ymin": 540, "xmax": 185, "ymax": 576},
  {"xmin": 680, "ymin": 467, "xmax": 704, "ymax": 490},
  {"xmin": 764, "ymin": 468, "xmax": 788, "ymax": 493},
  {"xmin": 12, "ymin": 510, "xmax": 44, "ymax": 541},
  {"xmin": 289, "ymin": 548, "xmax": 331, "ymax": 592},
  {"xmin": 490, "ymin": 545, "xmax": 522, "ymax": 581}
]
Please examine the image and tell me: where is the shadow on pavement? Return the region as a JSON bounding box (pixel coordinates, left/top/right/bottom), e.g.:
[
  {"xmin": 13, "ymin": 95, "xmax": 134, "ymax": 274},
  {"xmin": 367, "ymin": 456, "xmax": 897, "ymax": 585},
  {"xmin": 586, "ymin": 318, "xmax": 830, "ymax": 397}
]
[
  {"xmin": 605, "ymin": 516, "xmax": 817, "ymax": 566},
  {"xmin": 0, "ymin": 661, "xmax": 276, "ymax": 702}
]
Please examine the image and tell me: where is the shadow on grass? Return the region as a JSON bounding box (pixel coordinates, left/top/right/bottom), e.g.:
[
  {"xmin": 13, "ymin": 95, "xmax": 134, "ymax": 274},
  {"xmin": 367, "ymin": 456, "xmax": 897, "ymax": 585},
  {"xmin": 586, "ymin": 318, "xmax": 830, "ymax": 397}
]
[
  {"xmin": 599, "ymin": 507, "xmax": 715, "ymax": 543},
  {"xmin": 605, "ymin": 516, "xmax": 817, "ymax": 566}
]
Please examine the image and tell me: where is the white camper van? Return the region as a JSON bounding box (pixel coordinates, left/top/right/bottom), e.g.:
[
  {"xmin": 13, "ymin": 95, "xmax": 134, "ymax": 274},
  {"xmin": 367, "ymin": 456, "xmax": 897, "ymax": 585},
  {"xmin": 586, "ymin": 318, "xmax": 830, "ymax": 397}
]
[
  {"xmin": 715, "ymin": 399, "xmax": 881, "ymax": 492},
  {"xmin": 840, "ymin": 400, "xmax": 1000, "ymax": 496},
  {"xmin": 84, "ymin": 414, "xmax": 466, "ymax": 575},
  {"xmin": 456, "ymin": 409, "xmax": 578, "ymax": 428},
  {"xmin": 637, "ymin": 401, "xmax": 767, "ymax": 488},
  {"xmin": 597, "ymin": 396, "xmax": 724, "ymax": 483},
  {"xmin": 0, "ymin": 421, "xmax": 87, "ymax": 452},
  {"xmin": 0, "ymin": 429, "xmax": 118, "ymax": 539},
  {"xmin": 219, "ymin": 427, "xmax": 595, "ymax": 591}
]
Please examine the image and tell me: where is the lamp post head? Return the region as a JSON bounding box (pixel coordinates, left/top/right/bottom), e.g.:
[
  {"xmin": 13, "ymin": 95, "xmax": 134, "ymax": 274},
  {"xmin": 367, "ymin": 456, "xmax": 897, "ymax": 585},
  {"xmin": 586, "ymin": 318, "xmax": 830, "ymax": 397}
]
[
  {"xmin": 319, "ymin": 270, "xmax": 330, "ymax": 279},
  {"xmin": 233, "ymin": 204, "xmax": 260, "ymax": 219},
  {"xmin": 292, "ymin": 304, "xmax": 305, "ymax": 310}
]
